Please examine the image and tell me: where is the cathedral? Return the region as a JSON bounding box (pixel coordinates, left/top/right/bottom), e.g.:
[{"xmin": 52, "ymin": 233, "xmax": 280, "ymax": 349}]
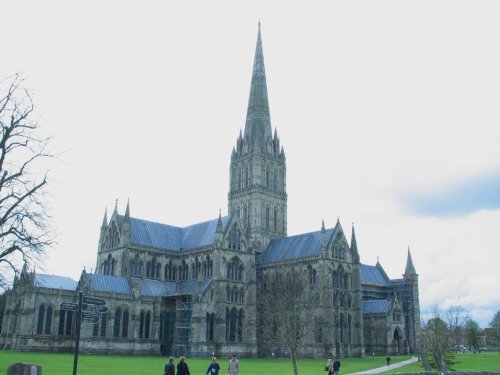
[{"xmin": 0, "ymin": 25, "xmax": 420, "ymax": 358}]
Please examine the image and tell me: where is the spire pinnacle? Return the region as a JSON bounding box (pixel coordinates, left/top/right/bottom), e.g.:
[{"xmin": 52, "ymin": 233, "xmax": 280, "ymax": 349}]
[
  {"xmin": 350, "ymin": 223, "xmax": 359, "ymax": 260},
  {"xmin": 244, "ymin": 22, "xmax": 272, "ymax": 149},
  {"xmin": 101, "ymin": 207, "xmax": 108, "ymax": 228},
  {"xmin": 405, "ymin": 246, "xmax": 416, "ymax": 275},
  {"xmin": 124, "ymin": 199, "xmax": 130, "ymax": 221},
  {"xmin": 216, "ymin": 209, "xmax": 223, "ymax": 233},
  {"xmin": 321, "ymin": 219, "xmax": 325, "ymax": 232}
]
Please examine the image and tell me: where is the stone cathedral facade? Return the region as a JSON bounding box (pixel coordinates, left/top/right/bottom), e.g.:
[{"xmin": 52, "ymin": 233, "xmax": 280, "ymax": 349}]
[{"xmin": 0, "ymin": 26, "xmax": 420, "ymax": 358}]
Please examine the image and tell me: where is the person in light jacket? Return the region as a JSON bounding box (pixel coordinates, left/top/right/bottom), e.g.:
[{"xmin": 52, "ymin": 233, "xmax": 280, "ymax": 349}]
[{"xmin": 226, "ymin": 354, "xmax": 239, "ymax": 375}]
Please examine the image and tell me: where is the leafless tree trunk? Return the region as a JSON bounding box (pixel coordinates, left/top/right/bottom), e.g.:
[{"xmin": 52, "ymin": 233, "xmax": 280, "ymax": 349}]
[
  {"xmin": 445, "ymin": 305, "xmax": 467, "ymax": 349},
  {"xmin": 421, "ymin": 305, "xmax": 462, "ymax": 372},
  {"xmin": 257, "ymin": 266, "xmax": 319, "ymax": 375},
  {"xmin": 0, "ymin": 74, "xmax": 54, "ymax": 289}
]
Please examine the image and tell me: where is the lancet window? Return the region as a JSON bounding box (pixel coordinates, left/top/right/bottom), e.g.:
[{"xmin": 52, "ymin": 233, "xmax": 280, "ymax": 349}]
[{"xmin": 229, "ymin": 225, "xmax": 241, "ymax": 250}]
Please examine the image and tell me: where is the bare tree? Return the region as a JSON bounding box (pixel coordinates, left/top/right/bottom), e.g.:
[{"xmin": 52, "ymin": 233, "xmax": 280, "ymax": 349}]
[
  {"xmin": 257, "ymin": 266, "xmax": 319, "ymax": 375},
  {"xmin": 0, "ymin": 74, "xmax": 54, "ymax": 289},
  {"xmin": 445, "ymin": 305, "xmax": 468, "ymax": 350},
  {"xmin": 420, "ymin": 306, "xmax": 460, "ymax": 372}
]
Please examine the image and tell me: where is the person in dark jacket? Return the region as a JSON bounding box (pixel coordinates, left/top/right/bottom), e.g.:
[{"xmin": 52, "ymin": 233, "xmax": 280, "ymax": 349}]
[
  {"xmin": 386, "ymin": 355, "xmax": 391, "ymax": 366},
  {"xmin": 164, "ymin": 357, "xmax": 175, "ymax": 375},
  {"xmin": 333, "ymin": 359, "xmax": 341, "ymax": 375},
  {"xmin": 177, "ymin": 356, "xmax": 190, "ymax": 375},
  {"xmin": 206, "ymin": 356, "xmax": 220, "ymax": 375}
]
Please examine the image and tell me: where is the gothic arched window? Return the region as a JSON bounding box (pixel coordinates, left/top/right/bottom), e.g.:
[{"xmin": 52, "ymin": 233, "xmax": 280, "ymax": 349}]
[
  {"xmin": 238, "ymin": 309, "xmax": 244, "ymax": 342},
  {"xmin": 122, "ymin": 309, "xmax": 129, "ymax": 338},
  {"xmin": 229, "ymin": 226, "xmax": 241, "ymax": 250},
  {"xmin": 36, "ymin": 305, "xmax": 45, "ymax": 334},
  {"xmin": 227, "ymin": 258, "xmax": 243, "ymax": 281},
  {"xmin": 58, "ymin": 309, "xmax": 73, "ymax": 336},
  {"xmin": 206, "ymin": 312, "xmax": 215, "ymax": 341},
  {"xmin": 308, "ymin": 265, "xmax": 317, "ymax": 285},
  {"xmin": 155, "ymin": 262, "xmax": 161, "ymax": 279},
  {"xmin": 114, "ymin": 308, "xmax": 122, "ymax": 337},
  {"xmin": 226, "ymin": 307, "xmax": 238, "ymax": 342}
]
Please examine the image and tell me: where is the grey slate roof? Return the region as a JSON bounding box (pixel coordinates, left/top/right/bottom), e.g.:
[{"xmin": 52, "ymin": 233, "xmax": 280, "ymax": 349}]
[
  {"xmin": 88, "ymin": 274, "xmax": 132, "ymax": 295},
  {"xmin": 261, "ymin": 228, "xmax": 334, "ymax": 263},
  {"xmin": 363, "ymin": 299, "xmax": 390, "ymax": 314},
  {"xmin": 135, "ymin": 277, "xmax": 213, "ymax": 297},
  {"xmin": 126, "ymin": 215, "xmax": 231, "ymax": 251},
  {"xmin": 361, "ymin": 264, "xmax": 388, "ymax": 285},
  {"xmin": 138, "ymin": 278, "xmax": 176, "ymax": 297},
  {"xmin": 32, "ymin": 272, "xmax": 211, "ymax": 298},
  {"xmin": 34, "ymin": 274, "xmax": 78, "ymax": 291}
]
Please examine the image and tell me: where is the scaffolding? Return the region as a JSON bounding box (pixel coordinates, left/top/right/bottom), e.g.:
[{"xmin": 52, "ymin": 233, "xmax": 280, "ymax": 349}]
[
  {"xmin": 159, "ymin": 295, "xmax": 192, "ymax": 356},
  {"xmin": 175, "ymin": 295, "xmax": 192, "ymax": 356}
]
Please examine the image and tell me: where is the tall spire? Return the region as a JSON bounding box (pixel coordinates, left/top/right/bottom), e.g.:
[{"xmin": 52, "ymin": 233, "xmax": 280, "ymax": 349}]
[
  {"xmin": 405, "ymin": 246, "xmax": 417, "ymax": 275},
  {"xmin": 244, "ymin": 22, "xmax": 272, "ymax": 149}
]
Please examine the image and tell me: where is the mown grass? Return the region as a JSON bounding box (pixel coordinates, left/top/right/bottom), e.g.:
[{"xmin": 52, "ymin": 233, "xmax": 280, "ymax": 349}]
[
  {"xmin": 0, "ymin": 352, "xmax": 411, "ymax": 375},
  {"xmin": 386, "ymin": 351, "xmax": 500, "ymax": 374},
  {"xmin": 0, "ymin": 351, "xmax": 498, "ymax": 374}
]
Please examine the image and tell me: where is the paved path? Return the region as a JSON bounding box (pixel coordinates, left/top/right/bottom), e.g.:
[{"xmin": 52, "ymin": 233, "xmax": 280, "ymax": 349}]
[{"xmin": 345, "ymin": 357, "xmax": 418, "ymax": 374}]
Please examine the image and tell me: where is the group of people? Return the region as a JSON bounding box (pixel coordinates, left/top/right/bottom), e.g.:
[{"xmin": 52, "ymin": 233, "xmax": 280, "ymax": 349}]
[
  {"xmin": 325, "ymin": 358, "xmax": 341, "ymax": 375},
  {"xmin": 164, "ymin": 354, "xmax": 240, "ymax": 375}
]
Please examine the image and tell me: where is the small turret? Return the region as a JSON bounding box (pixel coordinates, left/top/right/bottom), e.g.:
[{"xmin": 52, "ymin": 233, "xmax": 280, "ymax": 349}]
[
  {"xmin": 350, "ymin": 223, "xmax": 360, "ymax": 263},
  {"xmin": 216, "ymin": 209, "xmax": 223, "ymax": 248},
  {"xmin": 320, "ymin": 219, "xmax": 327, "ymax": 248},
  {"xmin": 99, "ymin": 207, "xmax": 108, "ymax": 246},
  {"xmin": 121, "ymin": 199, "xmax": 131, "ymax": 246}
]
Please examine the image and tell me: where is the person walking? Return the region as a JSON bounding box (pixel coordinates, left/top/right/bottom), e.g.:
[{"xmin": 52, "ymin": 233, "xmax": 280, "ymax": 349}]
[
  {"xmin": 226, "ymin": 354, "xmax": 240, "ymax": 375},
  {"xmin": 325, "ymin": 359, "xmax": 333, "ymax": 375},
  {"xmin": 386, "ymin": 355, "xmax": 391, "ymax": 366},
  {"xmin": 164, "ymin": 357, "xmax": 175, "ymax": 375},
  {"xmin": 333, "ymin": 358, "xmax": 341, "ymax": 375},
  {"xmin": 206, "ymin": 357, "xmax": 221, "ymax": 375},
  {"xmin": 177, "ymin": 356, "xmax": 190, "ymax": 375}
]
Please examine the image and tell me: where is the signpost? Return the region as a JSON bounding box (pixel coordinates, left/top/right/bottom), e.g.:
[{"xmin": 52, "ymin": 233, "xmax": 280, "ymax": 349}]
[
  {"xmin": 59, "ymin": 302, "xmax": 78, "ymax": 311},
  {"xmin": 81, "ymin": 311, "xmax": 100, "ymax": 324},
  {"xmin": 59, "ymin": 292, "xmax": 107, "ymax": 375},
  {"xmin": 83, "ymin": 296, "xmax": 106, "ymax": 306}
]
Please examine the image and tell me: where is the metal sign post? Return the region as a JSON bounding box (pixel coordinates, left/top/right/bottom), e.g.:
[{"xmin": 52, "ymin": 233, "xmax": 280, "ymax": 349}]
[
  {"xmin": 72, "ymin": 291, "xmax": 83, "ymax": 375},
  {"xmin": 60, "ymin": 293, "xmax": 106, "ymax": 375}
]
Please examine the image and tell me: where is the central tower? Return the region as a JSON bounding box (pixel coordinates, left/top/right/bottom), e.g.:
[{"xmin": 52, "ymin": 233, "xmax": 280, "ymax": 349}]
[{"xmin": 228, "ymin": 24, "xmax": 287, "ymax": 252}]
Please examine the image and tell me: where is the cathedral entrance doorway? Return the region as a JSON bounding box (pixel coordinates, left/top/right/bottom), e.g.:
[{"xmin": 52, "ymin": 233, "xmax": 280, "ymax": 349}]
[{"xmin": 392, "ymin": 327, "xmax": 402, "ymax": 354}]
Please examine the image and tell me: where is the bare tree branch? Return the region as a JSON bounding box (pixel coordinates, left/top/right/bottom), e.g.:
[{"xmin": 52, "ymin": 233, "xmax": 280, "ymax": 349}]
[{"xmin": 0, "ymin": 73, "xmax": 54, "ymax": 289}]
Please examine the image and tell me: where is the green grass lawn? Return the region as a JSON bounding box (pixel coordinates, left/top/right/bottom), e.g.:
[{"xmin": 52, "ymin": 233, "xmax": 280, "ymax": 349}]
[
  {"xmin": 0, "ymin": 351, "xmax": 498, "ymax": 374},
  {"xmin": 386, "ymin": 351, "xmax": 500, "ymax": 374},
  {"xmin": 0, "ymin": 352, "xmax": 410, "ymax": 375}
]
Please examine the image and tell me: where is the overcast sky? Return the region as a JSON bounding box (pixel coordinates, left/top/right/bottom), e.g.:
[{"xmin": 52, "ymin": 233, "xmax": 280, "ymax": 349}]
[{"xmin": 1, "ymin": 1, "xmax": 499, "ymax": 327}]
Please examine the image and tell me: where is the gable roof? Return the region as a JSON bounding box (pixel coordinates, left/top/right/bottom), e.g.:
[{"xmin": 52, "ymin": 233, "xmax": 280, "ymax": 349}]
[
  {"xmin": 126, "ymin": 215, "xmax": 231, "ymax": 251},
  {"xmin": 361, "ymin": 264, "xmax": 389, "ymax": 285},
  {"xmin": 362, "ymin": 299, "xmax": 390, "ymax": 314},
  {"xmin": 34, "ymin": 274, "xmax": 78, "ymax": 291},
  {"xmin": 261, "ymin": 228, "xmax": 335, "ymax": 263}
]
